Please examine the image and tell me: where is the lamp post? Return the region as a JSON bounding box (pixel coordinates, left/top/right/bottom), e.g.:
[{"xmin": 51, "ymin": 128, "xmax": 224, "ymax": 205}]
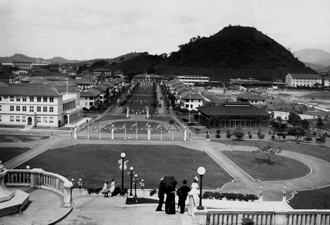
[
  {"xmin": 197, "ymin": 166, "xmax": 206, "ymax": 210},
  {"xmin": 130, "ymin": 167, "xmax": 134, "ymax": 196},
  {"xmin": 77, "ymin": 178, "xmax": 82, "ymax": 190},
  {"xmin": 120, "ymin": 152, "xmax": 126, "ymax": 195},
  {"xmin": 134, "ymin": 174, "xmax": 138, "ymax": 198}
]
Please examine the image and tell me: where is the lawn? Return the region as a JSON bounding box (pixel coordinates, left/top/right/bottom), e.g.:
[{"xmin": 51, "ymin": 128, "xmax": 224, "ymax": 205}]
[
  {"xmin": 221, "ymin": 150, "xmax": 311, "ymax": 181},
  {"xmin": 16, "ymin": 144, "xmax": 233, "ymax": 190},
  {"xmin": 213, "ymin": 140, "xmax": 330, "ymax": 163},
  {"xmin": 0, "ymin": 134, "xmax": 49, "ymax": 142},
  {"xmin": 0, "ymin": 147, "xmax": 32, "ymax": 163},
  {"xmin": 289, "ymin": 186, "xmax": 330, "ymax": 209}
]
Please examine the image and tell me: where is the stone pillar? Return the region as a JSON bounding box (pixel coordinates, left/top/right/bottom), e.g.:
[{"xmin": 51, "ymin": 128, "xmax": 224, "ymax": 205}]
[
  {"xmin": 146, "ymin": 107, "xmax": 149, "ymax": 119},
  {"xmin": 111, "ymin": 124, "xmax": 115, "ymax": 140},
  {"xmin": 30, "ymin": 168, "xmax": 44, "ymax": 188},
  {"xmin": 73, "ymin": 126, "xmax": 77, "ymax": 139},
  {"xmin": 147, "ymin": 125, "xmax": 151, "ymax": 140},
  {"xmin": 126, "ymin": 107, "xmax": 130, "ymax": 118},
  {"xmin": 0, "ymin": 161, "xmax": 15, "ymax": 203},
  {"xmin": 63, "ymin": 182, "xmax": 73, "ymax": 208},
  {"xmin": 184, "ymin": 126, "xmax": 187, "ymax": 141}
]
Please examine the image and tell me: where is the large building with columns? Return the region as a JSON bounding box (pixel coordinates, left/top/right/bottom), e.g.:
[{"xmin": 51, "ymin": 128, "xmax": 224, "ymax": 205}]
[{"xmin": 0, "ymin": 84, "xmax": 83, "ymax": 127}]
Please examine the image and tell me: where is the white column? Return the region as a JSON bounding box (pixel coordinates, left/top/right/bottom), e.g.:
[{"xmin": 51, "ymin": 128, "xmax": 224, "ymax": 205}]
[
  {"xmin": 63, "ymin": 182, "xmax": 73, "ymax": 208},
  {"xmin": 126, "ymin": 107, "xmax": 130, "ymax": 118},
  {"xmin": 146, "ymin": 107, "xmax": 149, "ymax": 118},
  {"xmin": 147, "ymin": 125, "xmax": 151, "ymax": 140},
  {"xmin": 73, "ymin": 126, "xmax": 77, "ymax": 139},
  {"xmin": 111, "ymin": 125, "xmax": 115, "ymax": 140},
  {"xmin": 184, "ymin": 126, "xmax": 187, "ymax": 141}
]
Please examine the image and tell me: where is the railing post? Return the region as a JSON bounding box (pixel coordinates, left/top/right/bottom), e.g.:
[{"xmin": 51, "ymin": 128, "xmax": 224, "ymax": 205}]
[
  {"xmin": 63, "ymin": 182, "xmax": 73, "ymax": 207},
  {"xmin": 30, "ymin": 168, "xmax": 44, "ymax": 188},
  {"xmin": 274, "ymin": 210, "xmax": 288, "ymax": 225}
]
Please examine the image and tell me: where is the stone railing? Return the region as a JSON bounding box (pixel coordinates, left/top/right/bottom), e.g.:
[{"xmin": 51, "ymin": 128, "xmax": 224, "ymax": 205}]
[
  {"xmin": 5, "ymin": 168, "xmax": 73, "ymax": 207},
  {"xmin": 188, "ymin": 195, "xmax": 330, "ymax": 225}
]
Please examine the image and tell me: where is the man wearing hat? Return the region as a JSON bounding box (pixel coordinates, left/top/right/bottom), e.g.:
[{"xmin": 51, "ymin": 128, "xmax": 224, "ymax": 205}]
[{"xmin": 177, "ymin": 180, "xmax": 191, "ymax": 214}]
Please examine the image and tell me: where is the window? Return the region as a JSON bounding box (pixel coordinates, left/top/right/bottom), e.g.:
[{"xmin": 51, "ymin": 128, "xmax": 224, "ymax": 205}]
[
  {"xmin": 43, "ymin": 107, "xmax": 47, "ymax": 112},
  {"xmin": 89, "ymin": 102, "xmax": 93, "ymax": 106},
  {"xmin": 10, "ymin": 96, "xmax": 14, "ymax": 101},
  {"xmin": 49, "ymin": 107, "xmax": 54, "ymax": 112},
  {"xmin": 16, "ymin": 106, "xmax": 20, "ymax": 111},
  {"xmin": 49, "ymin": 117, "xmax": 54, "ymax": 123},
  {"xmin": 22, "ymin": 96, "xmax": 27, "ymax": 102},
  {"xmin": 90, "ymin": 97, "xmax": 93, "ymax": 100},
  {"xmin": 30, "ymin": 106, "xmax": 34, "ymax": 112},
  {"xmin": 22, "ymin": 106, "xmax": 26, "ymax": 111},
  {"xmin": 185, "ymin": 104, "xmax": 189, "ymax": 108},
  {"xmin": 16, "ymin": 116, "xmax": 20, "ymax": 122},
  {"xmin": 16, "ymin": 96, "xmax": 20, "ymax": 101},
  {"xmin": 0, "ymin": 115, "xmax": 1, "ymax": 121},
  {"xmin": 10, "ymin": 106, "xmax": 14, "ymax": 111},
  {"xmin": 0, "ymin": 105, "xmax": 1, "ymax": 111},
  {"xmin": 43, "ymin": 117, "xmax": 47, "ymax": 123},
  {"xmin": 10, "ymin": 116, "xmax": 14, "ymax": 122},
  {"xmin": 30, "ymin": 97, "xmax": 34, "ymax": 102},
  {"xmin": 49, "ymin": 97, "xmax": 54, "ymax": 102},
  {"xmin": 186, "ymin": 99, "xmax": 189, "ymax": 102},
  {"xmin": 0, "ymin": 96, "xmax": 2, "ymax": 101},
  {"xmin": 37, "ymin": 106, "xmax": 41, "ymax": 112},
  {"xmin": 37, "ymin": 117, "xmax": 41, "ymax": 122},
  {"xmin": 37, "ymin": 97, "xmax": 41, "ymax": 102},
  {"xmin": 22, "ymin": 116, "xmax": 26, "ymax": 122},
  {"xmin": 43, "ymin": 97, "xmax": 47, "ymax": 102}
]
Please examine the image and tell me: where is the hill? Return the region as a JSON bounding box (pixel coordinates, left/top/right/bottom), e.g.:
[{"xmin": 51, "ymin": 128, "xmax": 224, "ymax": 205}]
[
  {"xmin": 0, "ymin": 53, "xmax": 48, "ymax": 64},
  {"xmin": 47, "ymin": 56, "xmax": 79, "ymax": 64},
  {"xmin": 161, "ymin": 26, "xmax": 315, "ymax": 81},
  {"xmin": 294, "ymin": 49, "xmax": 330, "ymax": 67}
]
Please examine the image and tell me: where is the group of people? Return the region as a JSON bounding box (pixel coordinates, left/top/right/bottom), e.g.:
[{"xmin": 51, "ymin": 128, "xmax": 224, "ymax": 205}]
[
  {"xmin": 101, "ymin": 178, "xmax": 115, "ymax": 197},
  {"xmin": 156, "ymin": 177, "xmax": 199, "ymax": 214}
]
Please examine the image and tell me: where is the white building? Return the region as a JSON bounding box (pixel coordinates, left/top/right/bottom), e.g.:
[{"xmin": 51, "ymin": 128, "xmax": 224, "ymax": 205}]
[
  {"xmin": 0, "ymin": 84, "xmax": 83, "ymax": 127},
  {"xmin": 177, "ymin": 75, "xmax": 209, "ymax": 86},
  {"xmin": 12, "ymin": 61, "xmax": 33, "ymax": 70},
  {"xmin": 80, "ymin": 88, "xmax": 101, "ymax": 109},
  {"xmin": 285, "ymin": 74, "xmax": 322, "ymax": 87}
]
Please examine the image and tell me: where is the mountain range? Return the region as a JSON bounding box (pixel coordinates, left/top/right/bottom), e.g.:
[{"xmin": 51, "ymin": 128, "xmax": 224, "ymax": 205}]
[{"xmin": 1, "ymin": 26, "xmax": 323, "ymax": 81}]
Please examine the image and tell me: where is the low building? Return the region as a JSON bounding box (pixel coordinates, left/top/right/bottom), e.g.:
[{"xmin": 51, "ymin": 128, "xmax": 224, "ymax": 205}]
[
  {"xmin": 180, "ymin": 92, "xmax": 205, "ymax": 111},
  {"xmin": 177, "ymin": 75, "xmax": 209, "ymax": 86},
  {"xmin": 132, "ymin": 74, "xmax": 162, "ymax": 83},
  {"xmin": 93, "ymin": 68, "xmax": 111, "ymax": 77},
  {"xmin": 237, "ymin": 92, "xmax": 266, "ymax": 107},
  {"xmin": 198, "ymin": 102, "xmax": 270, "ymax": 129},
  {"xmin": 285, "ymin": 74, "xmax": 322, "ymax": 87},
  {"xmin": 80, "ymin": 88, "xmax": 101, "ymax": 109}
]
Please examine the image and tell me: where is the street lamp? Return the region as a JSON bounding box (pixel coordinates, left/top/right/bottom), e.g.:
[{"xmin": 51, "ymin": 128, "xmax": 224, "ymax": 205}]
[
  {"xmin": 134, "ymin": 174, "xmax": 138, "ymax": 198},
  {"xmin": 197, "ymin": 166, "xmax": 206, "ymax": 210},
  {"xmin": 120, "ymin": 152, "xmax": 126, "ymax": 195},
  {"xmin": 77, "ymin": 178, "xmax": 82, "ymax": 190},
  {"xmin": 130, "ymin": 167, "xmax": 134, "ymax": 196}
]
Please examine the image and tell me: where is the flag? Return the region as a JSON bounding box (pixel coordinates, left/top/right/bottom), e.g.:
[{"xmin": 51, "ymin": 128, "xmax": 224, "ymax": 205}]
[
  {"xmin": 103, "ymin": 122, "xmax": 112, "ymax": 130},
  {"xmin": 92, "ymin": 122, "xmax": 100, "ymax": 130},
  {"xmin": 121, "ymin": 123, "xmax": 126, "ymax": 130},
  {"xmin": 155, "ymin": 123, "xmax": 162, "ymax": 130},
  {"xmin": 131, "ymin": 122, "xmax": 137, "ymax": 128},
  {"xmin": 145, "ymin": 122, "xmax": 149, "ymax": 127}
]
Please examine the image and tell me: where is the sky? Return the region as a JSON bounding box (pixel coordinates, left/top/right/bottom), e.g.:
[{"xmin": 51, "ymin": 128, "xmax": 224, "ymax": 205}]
[{"xmin": 0, "ymin": 0, "xmax": 329, "ymax": 60}]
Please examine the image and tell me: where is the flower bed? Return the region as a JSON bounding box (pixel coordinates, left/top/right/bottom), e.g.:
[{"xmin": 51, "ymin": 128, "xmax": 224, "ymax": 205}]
[{"xmin": 202, "ymin": 191, "xmax": 259, "ymax": 202}]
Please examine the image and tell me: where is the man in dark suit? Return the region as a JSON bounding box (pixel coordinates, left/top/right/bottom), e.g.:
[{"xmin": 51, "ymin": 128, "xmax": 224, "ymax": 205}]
[
  {"xmin": 177, "ymin": 180, "xmax": 191, "ymax": 214},
  {"xmin": 156, "ymin": 178, "xmax": 165, "ymax": 211}
]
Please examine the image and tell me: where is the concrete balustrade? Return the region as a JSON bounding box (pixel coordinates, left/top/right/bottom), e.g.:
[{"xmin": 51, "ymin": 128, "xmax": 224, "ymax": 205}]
[
  {"xmin": 5, "ymin": 168, "xmax": 73, "ymax": 208},
  {"xmin": 188, "ymin": 195, "xmax": 330, "ymax": 225}
]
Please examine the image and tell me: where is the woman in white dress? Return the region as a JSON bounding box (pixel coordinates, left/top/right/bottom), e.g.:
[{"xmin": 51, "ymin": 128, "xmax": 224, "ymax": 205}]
[{"xmin": 190, "ymin": 177, "xmax": 199, "ymax": 195}]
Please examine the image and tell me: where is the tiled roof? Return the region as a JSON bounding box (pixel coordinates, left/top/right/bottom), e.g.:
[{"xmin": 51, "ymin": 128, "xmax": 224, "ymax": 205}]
[
  {"xmin": 237, "ymin": 92, "xmax": 266, "ymax": 100},
  {"xmin": 52, "ymin": 85, "xmax": 79, "ymax": 93},
  {"xmin": 80, "ymin": 88, "xmax": 101, "ymax": 97},
  {"xmin": 181, "ymin": 92, "xmax": 204, "ymax": 100},
  {"xmin": 288, "ymin": 73, "xmax": 322, "ymax": 79},
  {"xmin": 94, "ymin": 68, "xmax": 111, "ymax": 72},
  {"xmin": 197, "ymin": 102, "xmax": 270, "ymax": 116},
  {"xmin": 0, "ymin": 85, "xmax": 61, "ymax": 97},
  {"xmin": 13, "ymin": 61, "xmax": 32, "ymax": 64}
]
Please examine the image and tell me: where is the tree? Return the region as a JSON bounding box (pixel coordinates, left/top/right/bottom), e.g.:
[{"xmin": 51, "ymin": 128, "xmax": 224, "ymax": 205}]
[
  {"xmin": 253, "ymin": 145, "xmax": 282, "ymax": 163},
  {"xmin": 270, "ymin": 121, "xmax": 288, "ymax": 140},
  {"xmin": 316, "ymin": 117, "xmax": 324, "ymax": 127},
  {"xmin": 287, "ymin": 112, "xmax": 302, "ymax": 127},
  {"xmin": 301, "ymin": 119, "xmax": 310, "ymax": 130},
  {"xmin": 287, "ymin": 127, "xmax": 306, "ymax": 141},
  {"xmin": 147, "ymin": 67, "xmax": 156, "ymax": 74}
]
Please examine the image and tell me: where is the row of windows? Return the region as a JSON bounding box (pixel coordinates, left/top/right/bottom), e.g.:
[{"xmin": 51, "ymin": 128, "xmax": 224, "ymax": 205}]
[
  {"xmin": 185, "ymin": 99, "xmax": 202, "ymax": 102},
  {"xmin": 0, "ymin": 96, "xmax": 54, "ymax": 102},
  {"xmin": 7, "ymin": 105, "xmax": 54, "ymax": 113},
  {"xmin": 6, "ymin": 115, "xmax": 54, "ymax": 123}
]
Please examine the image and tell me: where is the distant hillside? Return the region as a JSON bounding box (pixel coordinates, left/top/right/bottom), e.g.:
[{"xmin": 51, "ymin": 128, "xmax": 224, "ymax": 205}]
[
  {"xmin": 294, "ymin": 49, "xmax": 330, "ymax": 67},
  {"xmin": 303, "ymin": 62, "xmax": 330, "ymax": 74},
  {"xmin": 0, "ymin": 53, "xmax": 48, "ymax": 64},
  {"xmin": 162, "ymin": 26, "xmax": 315, "ymax": 81},
  {"xmin": 47, "ymin": 56, "xmax": 79, "ymax": 64}
]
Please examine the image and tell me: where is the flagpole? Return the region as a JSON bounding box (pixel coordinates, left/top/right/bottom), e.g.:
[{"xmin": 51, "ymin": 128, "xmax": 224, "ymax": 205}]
[
  {"xmin": 160, "ymin": 123, "xmax": 163, "ymax": 141},
  {"xmin": 99, "ymin": 124, "xmax": 101, "ymax": 140}
]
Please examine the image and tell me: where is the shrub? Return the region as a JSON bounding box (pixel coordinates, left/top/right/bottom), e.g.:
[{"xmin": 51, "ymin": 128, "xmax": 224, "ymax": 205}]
[
  {"xmin": 249, "ymin": 134, "xmax": 252, "ymax": 139},
  {"xmin": 242, "ymin": 217, "xmax": 255, "ymax": 225},
  {"xmin": 271, "ymin": 135, "xmax": 275, "ymax": 140},
  {"xmin": 233, "ymin": 130, "xmax": 245, "ymax": 140},
  {"xmin": 216, "ymin": 134, "xmax": 220, "ymax": 138},
  {"xmin": 216, "ymin": 130, "xmax": 221, "ymax": 134},
  {"xmin": 194, "ymin": 128, "xmax": 201, "ymax": 133},
  {"xmin": 258, "ymin": 133, "xmax": 265, "ymax": 139},
  {"xmin": 304, "ymin": 136, "xmax": 312, "ymax": 142}
]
